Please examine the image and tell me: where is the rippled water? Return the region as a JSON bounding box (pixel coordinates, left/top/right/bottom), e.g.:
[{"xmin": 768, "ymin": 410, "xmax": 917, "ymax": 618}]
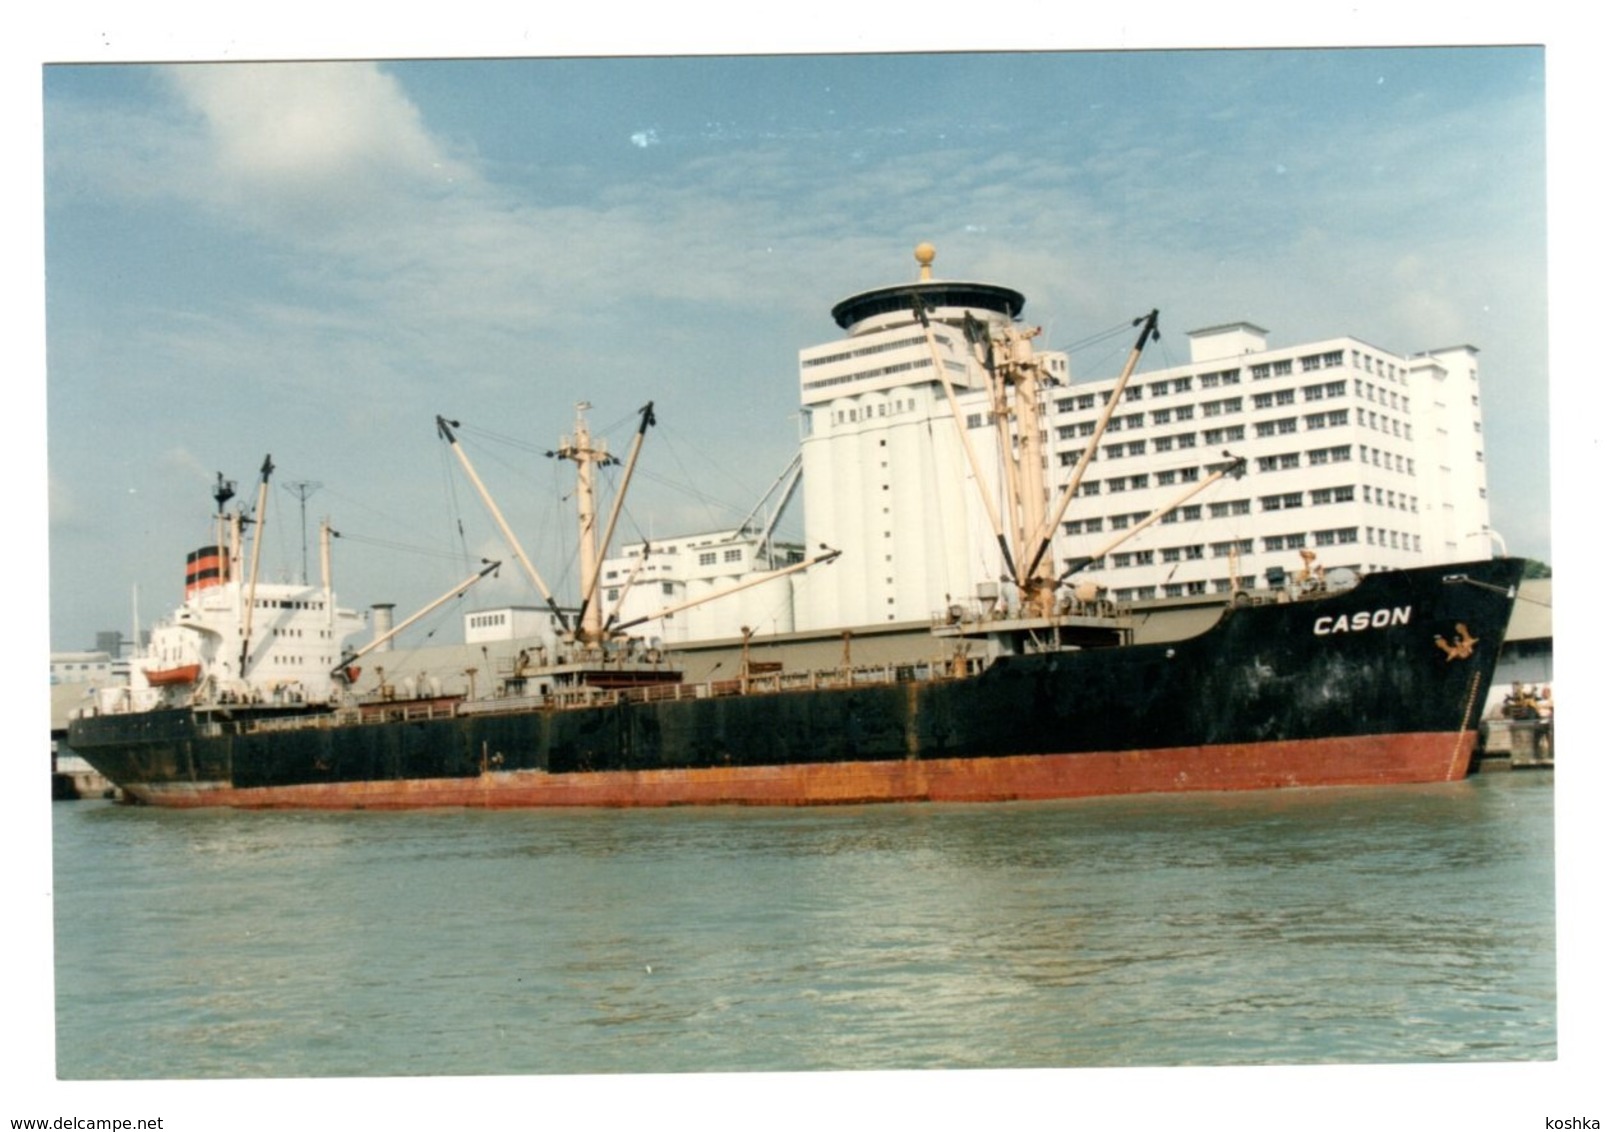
[{"xmin": 52, "ymin": 772, "xmax": 1555, "ymax": 1079}]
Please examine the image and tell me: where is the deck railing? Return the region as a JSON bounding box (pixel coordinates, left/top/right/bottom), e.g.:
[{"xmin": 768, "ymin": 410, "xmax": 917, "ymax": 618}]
[{"xmin": 209, "ymin": 653, "xmax": 987, "ymax": 738}]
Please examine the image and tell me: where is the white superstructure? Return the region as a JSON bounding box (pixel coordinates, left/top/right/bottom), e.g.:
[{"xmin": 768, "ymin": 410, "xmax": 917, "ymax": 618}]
[{"xmin": 87, "ymin": 466, "xmax": 369, "ymax": 715}]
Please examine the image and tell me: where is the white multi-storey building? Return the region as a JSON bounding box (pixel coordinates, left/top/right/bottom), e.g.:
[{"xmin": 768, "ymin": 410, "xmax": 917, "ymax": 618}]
[
  {"xmin": 793, "ymin": 247, "xmax": 1491, "ymax": 626},
  {"xmin": 1042, "ymin": 322, "xmax": 1492, "ymax": 602}
]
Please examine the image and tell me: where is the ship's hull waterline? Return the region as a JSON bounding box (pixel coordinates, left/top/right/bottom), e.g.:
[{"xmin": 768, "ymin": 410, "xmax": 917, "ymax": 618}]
[
  {"xmin": 67, "ymin": 557, "xmax": 1525, "ymax": 810},
  {"xmin": 119, "ymin": 733, "xmax": 1479, "ymax": 810}
]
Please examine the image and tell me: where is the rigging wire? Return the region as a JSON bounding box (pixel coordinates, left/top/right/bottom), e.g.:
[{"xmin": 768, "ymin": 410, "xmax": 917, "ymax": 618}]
[
  {"xmin": 329, "ymin": 529, "xmax": 484, "ymax": 564},
  {"xmin": 436, "ymin": 435, "xmax": 474, "ymax": 579},
  {"xmin": 433, "ymin": 408, "xmax": 806, "ymax": 622},
  {"xmin": 548, "ymin": 444, "xmax": 577, "ymax": 600},
  {"xmin": 1052, "ymin": 314, "xmax": 1185, "ymax": 387},
  {"xmin": 451, "ymin": 419, "xmax": 550, "ymax": 457},
  {"xmin": 651, "ymin": 417, "xmax": 772, "ymax": 526},
  {"xmin": 1049, "ymin": 318, "xmax": 1140, "ymax": 358},
  {"xmin": 320, "ymin": 485, "xmax": 431, "ymax": 537},
  {"xmin": 1047, "ymin": 319, "xmax": 1146, "ymax": 382}
]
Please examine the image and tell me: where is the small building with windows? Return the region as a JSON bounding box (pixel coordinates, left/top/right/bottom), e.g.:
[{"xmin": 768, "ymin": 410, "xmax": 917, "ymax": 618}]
[
  {"xmin": 463, "ymin": 606, "xmax": 564, "ymax": 645},
  {"xmin": 49, "ymin": 651, "xmax": 118, "ymax": 684},
  {"xmin": 595, "ymin": 529, "xmax": 806, "ymax": 644}
]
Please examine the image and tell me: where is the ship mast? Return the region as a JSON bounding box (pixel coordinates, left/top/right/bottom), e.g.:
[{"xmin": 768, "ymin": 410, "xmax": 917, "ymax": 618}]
[
  {"xmin": 557, "ymin": 402, "xmax": 618, "ymax": 647},
  {"xmin": 213, "ymin": 471, "xmax": 236, "ymax": 586},
  {"xmin": 440, "ymin": 403, "xmax": 654, "ymax": 647},
  {"xmin": 237, "ymin": 455, "xmax": 273, "ymax": 677},
  {"xmin": 1020, "ymin": 309, "xmax": 1160, "ymax": 584},
  {"xmin": 989, "ymin": 314, "xmax": 1056, "ymax": 606},
  {"xmin": 319, "ymin": 517, "xmax": 335, "ymax": 630},
  {"xmin": 912, "ymin": 244, "xmax": 1163, "ymax": 617},
  {"xmin": 573, "ymin": 402, "xmax": 655, "ymax": 637},
  {"xmin": 442, "ymin": 402, "xmax": 834, "ymax": 650}
]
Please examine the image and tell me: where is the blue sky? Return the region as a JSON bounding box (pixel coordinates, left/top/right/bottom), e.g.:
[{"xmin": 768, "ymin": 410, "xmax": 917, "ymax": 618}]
[{"xmin": 40, "ymin": 47, "xmax": 1550, "ymax": 651}]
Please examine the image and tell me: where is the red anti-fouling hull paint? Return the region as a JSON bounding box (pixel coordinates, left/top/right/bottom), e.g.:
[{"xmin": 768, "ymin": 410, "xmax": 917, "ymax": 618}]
[{"xmin": 127, "ymin": 731, "xmax": 1478, "ymax": 810}]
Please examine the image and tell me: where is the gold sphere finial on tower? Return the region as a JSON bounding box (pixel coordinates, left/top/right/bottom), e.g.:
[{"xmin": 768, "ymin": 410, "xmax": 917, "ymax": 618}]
[{"xmin": 915, "ymin": 242, "xmax": 936, "ymax": 281}]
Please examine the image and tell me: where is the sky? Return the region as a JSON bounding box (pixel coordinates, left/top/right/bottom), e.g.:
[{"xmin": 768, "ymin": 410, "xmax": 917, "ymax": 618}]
[
  {"xmin": 12, "ymin": 7, "xmax": 1603, "ymax": 1129},
  {"xmin": 37, "ymin": 44, "xmax": 1552, "ymax": 653}
]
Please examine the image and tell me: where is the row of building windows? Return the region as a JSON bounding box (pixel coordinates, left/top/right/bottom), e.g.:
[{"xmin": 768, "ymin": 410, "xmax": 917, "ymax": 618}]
[
  {"xmin": 1253, "ymin": 447, "xmax": 1413, "ymax": 475},
  {"xmin": 804, "ymin": 357, "xmax": 932, "ymax": 393},
  {"xmin": 1080, "ymin": 522, "xmax": 1422, "ymax": 575},
  {"xmin": 1074, "ymin": 427, "xmax": 1410, "ymax": 474},
  {"xmin": 696, "ymin": 548, "xmax": 748, "ymax": 566},
  {"xmin": 1362, "ymin": 447, "xmax": 1412, "ymax": 473},
  {"xmin": 1053, "ymin": 447, "xmax": 1407, "ymax": 494},
  {"xmin": 605, "ymin": 581, "xmax": 678, "ymax": 603},
  {"xmin": 1098, "ymin": 525, "xmax": 1374, "ymax": 571},
  {"xmin": 801, "ymin": 331, "xmax": 941, "ymax": 370},
  {"xmin": 1350, "ymin": 350, "xmax": 1409, "ymax": 383},
  {"xmin": 1051, "ymin": 348, "xmax": 1397, "ymax": 414},
  {"xmin": 1059, "ymin": 478, "xmax": 1417, "ymax": 538},
  {"xmin": 1367, "ymin": 529, "xmax": 1420, "ymax": 550},
  {"xmin": 1054, "ymin": 399, "xmax": 1409, "ymax": 445},
  {"xmin": 1054, "ymin": 346, "xmax": 1419, "ymax": 414},
  {"xmin": 1079, "ymin": 420, "xmax": 1252, "ymax": 444},
  {"xmin": 832, "ymin": 398, "xmax": 919, "ymax": 424},
  {"xmin": 1358, "ymin": 380, "xmax": 1410, "ymax": 411}
]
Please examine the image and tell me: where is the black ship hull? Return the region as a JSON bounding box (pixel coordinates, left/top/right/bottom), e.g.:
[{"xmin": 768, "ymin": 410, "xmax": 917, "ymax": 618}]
[{"xmin": 66, "ymin": 558, "xmax": 1526, "ymax": 808}]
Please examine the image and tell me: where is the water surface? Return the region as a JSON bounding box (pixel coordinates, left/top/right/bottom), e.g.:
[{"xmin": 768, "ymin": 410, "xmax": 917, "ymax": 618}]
[{"xmin": 53, "ymin": 772, "xmax": 1556, "ymax": 1078}]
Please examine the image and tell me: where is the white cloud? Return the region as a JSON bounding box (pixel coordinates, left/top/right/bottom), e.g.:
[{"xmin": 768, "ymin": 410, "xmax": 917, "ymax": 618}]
[{"xmin": 165, "ymin": 62, "xmax": 471, "ymax": 206}]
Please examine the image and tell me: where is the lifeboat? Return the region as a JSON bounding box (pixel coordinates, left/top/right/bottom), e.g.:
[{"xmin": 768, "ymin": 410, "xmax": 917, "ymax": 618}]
[{"xmin": 145, "ymin": 663, "xmax": 202, "ymax": 687}]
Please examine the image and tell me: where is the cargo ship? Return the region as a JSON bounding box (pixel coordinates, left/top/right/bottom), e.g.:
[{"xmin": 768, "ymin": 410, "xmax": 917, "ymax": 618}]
[{"xmin": 64, "ymin": 251, "xmax": 1526, "ymax": 808}]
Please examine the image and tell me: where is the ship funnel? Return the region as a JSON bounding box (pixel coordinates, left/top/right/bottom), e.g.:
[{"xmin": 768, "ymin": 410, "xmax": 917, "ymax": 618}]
[
  {"xmin": 371, "ymin": 603, "xmax": 396, "ymax": 651},
  {"xmin": 185, "ymin": 546, "xmax": 229, "ymax": 597}
]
